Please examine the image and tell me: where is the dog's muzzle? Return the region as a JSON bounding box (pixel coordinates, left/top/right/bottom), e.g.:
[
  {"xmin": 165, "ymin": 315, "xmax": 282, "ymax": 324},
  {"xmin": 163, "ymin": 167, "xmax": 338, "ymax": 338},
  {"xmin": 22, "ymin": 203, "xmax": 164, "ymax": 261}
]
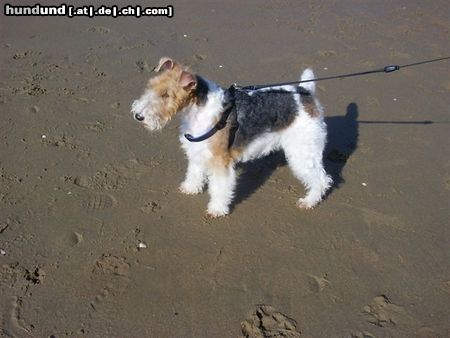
[{"xmin": 134, "ymin": 113, "xmax": 145, "ymax": 121}]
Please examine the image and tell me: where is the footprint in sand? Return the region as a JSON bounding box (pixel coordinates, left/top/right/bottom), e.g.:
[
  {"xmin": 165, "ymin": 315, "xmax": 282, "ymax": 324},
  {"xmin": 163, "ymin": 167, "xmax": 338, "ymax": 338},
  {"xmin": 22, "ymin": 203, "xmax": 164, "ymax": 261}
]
[
  {"xmin": 1, "ymin": 262, "xmax": 26, "ymax": 287},
  {"xmin": 91, "ymin": 167, "xmax": 126, "ymax": 190},
  {"xmin": 85, "ymin": 121, "xmax": 106, "ymax": 132},
  {"xmin": 339, "ymin": 203, "xmax": 411, "ymax": 231},
  {"xmin": 140, "ymin": 200, "xmax": 162, "ymax": 214},
  {"xmin": 12, "ymin": 50, "xmax": 33, "ymax": 60},
  {"xmin": 92, "ymin": 254, "xmax": 130, "ymax": 277},
  {"xmin": 363, "ymin": 295, "xmax": 414, "ymax": 327},
  {"xmin": 43, "ymin": 134, "xmax": 78, "ymax": 150},
  {"xmin": 306, "ymin": 274, "xmax": 330, "ymax": 294},
  {"xmin": 1, "ymin": 263, "xmax": 45, "ymax": 336},
  {"xmin": 136, "ymin": 60, "xmax": 152, "ymax": 72},
  {"xmin": 3, "ymin": 297, "xmax": 35, "ymax": 337},
  {"xmin": 77, "ymin": 160, "xmax": 148, "ymax": 191},
  {"xmin": 81, "ymin": 193, "xmax": 117, "ymax": 211},
  {"xmin": 241, "ymin": 305, "xmax": 301, "ymax": 338},
  {"xmin": 89, "ymin": 255, "xmax": 130, "ymax": 312}
]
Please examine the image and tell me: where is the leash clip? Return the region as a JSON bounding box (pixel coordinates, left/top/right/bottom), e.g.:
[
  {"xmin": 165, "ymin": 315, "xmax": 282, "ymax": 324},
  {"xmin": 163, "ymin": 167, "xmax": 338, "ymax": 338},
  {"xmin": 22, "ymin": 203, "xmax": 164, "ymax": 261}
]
[{"xmin": 384, "ymin": 65, "xmax": 400, "ymax": 73}]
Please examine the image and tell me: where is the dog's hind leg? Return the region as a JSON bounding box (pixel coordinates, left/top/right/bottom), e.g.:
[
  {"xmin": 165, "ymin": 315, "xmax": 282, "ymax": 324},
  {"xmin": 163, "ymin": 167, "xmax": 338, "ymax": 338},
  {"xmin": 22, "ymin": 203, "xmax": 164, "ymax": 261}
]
[{"xmin": 281, "ymin": 118, "xmax": 332, "ymax": 209}]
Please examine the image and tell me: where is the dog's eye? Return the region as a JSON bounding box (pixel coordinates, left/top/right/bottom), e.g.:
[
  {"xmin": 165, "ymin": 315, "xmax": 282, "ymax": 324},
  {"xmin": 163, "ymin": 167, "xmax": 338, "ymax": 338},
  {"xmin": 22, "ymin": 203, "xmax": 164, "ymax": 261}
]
[{"xmin": 162, "ymin": 92, "xmax": 169, "ymax": 98}]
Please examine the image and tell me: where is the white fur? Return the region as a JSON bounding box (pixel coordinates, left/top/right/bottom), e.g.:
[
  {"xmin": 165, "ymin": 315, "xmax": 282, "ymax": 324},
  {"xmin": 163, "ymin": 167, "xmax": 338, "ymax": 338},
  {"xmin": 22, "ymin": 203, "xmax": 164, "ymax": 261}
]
[
  {"xmin": 281, "ymin": 112, "xmax": 331, "ymax": 208},
  {"xmin": 131, "ymin": 91, "xmax": 165, "ymax": 130},
  {"xmin": 300, "ymin": 68, "xmax": 316, "ymax": 94},
  {"xmin": 207, "ymin": 165, "xmax": 236, "ymax": 216},
  {"xmin": 240, "ymin": 132, "xmax": 282, "ymax": 162}
]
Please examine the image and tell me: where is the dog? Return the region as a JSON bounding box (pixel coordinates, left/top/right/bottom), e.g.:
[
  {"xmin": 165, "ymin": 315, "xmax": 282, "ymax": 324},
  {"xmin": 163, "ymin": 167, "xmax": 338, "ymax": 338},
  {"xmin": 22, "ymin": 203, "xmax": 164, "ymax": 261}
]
[{"xmin": 131, "ymin": 57, "xmax": 332, "ymax": 217}]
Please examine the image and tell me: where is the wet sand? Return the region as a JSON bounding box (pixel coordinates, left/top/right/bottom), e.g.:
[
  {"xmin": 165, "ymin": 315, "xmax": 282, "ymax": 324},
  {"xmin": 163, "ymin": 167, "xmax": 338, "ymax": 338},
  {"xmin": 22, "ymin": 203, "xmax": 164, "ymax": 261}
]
[{"xmin": 1, "ymin": 1, "xmax": 449, "ymax": 337}]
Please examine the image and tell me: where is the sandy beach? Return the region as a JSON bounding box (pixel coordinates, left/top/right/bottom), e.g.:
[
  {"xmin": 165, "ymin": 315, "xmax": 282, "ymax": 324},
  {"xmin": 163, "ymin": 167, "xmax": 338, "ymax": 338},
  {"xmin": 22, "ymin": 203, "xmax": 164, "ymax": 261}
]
[{"xmin": 1, "ymin": 1, "xmax": 449, "ymax": 337}]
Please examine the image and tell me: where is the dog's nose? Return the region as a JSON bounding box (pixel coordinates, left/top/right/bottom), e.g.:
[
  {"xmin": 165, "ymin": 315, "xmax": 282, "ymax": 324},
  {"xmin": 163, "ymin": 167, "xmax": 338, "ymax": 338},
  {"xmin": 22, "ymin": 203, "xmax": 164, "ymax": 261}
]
[{"xmin": 134, "ymin": 113, "xmax": 145, "ymax": 121}]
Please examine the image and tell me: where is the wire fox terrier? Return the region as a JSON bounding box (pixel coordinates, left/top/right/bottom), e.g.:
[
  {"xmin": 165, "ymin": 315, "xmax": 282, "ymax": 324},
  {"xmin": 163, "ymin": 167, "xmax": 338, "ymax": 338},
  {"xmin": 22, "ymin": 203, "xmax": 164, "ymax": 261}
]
[{"xmin": 131, "ymin": 57, "xmax": 332, "ymax": 217}]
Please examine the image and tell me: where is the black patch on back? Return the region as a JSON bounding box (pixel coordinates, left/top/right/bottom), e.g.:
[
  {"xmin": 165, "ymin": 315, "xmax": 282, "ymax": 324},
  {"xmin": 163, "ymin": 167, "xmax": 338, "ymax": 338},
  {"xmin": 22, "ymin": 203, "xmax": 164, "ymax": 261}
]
[
  {"xmin": 228, "ymin": 88, "xmax": 305, "ymax": 148},
  {"xmin": 195, "ymin": 75, "xmax": 209, "ymax": 106}
]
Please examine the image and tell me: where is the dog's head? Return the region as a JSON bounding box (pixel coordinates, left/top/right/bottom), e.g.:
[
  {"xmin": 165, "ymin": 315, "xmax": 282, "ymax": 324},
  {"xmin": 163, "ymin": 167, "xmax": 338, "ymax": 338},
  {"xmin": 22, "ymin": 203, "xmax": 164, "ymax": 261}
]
[{"xmin": 131, "ymin": 57, "xmax": 198, "ymax": 131}]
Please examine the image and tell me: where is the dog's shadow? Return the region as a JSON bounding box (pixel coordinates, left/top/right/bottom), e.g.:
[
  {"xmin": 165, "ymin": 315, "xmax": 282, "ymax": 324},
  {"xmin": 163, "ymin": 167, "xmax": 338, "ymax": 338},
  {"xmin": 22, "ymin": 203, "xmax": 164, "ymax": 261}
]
[
  {"xmin": 232, "ymin": 103, "xmax": 360, "ymax": 207},
  {"xmin": 324, "ymin": 102, "xmax": 360, "ymax": 191}
]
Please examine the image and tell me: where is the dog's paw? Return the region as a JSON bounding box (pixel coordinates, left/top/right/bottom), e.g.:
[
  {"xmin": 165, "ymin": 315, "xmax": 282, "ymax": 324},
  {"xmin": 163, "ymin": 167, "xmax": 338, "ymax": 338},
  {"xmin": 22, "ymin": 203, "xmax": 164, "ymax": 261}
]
[
  {"xmin": 205, "ymin": 210, "xmax": 228, "ymax": 218},
  {"xmin": 206, "ymin": 203, "xmax": 229, "ymax": 218},
  {"xmin": 296, "ymin": 198, "xmax": 316, "ymax": 210},
  {"xmin": 179, "ymin": 181, "xmax": 203, "ymax": 195}
]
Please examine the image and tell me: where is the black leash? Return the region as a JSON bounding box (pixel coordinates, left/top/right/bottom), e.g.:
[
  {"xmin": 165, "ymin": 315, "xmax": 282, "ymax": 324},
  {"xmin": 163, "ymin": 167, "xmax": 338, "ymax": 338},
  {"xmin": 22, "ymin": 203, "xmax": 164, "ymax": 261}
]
[
  {"xmin": 184, "ymin": 56, "xmax": 450, "ymax": 142},
  {"xmin": 242, "ymin": 56, "xmax": 450, "ymax": 90}
]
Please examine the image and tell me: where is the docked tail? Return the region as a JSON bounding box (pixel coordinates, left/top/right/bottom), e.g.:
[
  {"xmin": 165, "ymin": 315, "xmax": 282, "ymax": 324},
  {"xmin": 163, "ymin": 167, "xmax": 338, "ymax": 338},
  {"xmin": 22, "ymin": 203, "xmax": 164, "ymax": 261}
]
[{"xmin": 300, "ymin": 68, "xmax": 316, "ymax": 94}]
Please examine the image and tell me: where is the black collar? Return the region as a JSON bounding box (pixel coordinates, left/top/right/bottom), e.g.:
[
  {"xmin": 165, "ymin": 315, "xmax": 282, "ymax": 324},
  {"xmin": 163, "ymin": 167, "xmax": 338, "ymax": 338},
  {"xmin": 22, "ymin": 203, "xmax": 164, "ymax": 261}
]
[{"xmin": 184, "ymin": 85, "xmax": 237, "ymax": 142}]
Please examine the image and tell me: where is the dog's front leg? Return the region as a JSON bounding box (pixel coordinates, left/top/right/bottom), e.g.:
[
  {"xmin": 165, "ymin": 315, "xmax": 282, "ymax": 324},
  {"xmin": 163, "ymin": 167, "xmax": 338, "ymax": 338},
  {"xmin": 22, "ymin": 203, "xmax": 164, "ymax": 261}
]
[
  {"xmin": 207, "ymin": 164, "xmax": 236, "ymax": 217},
  {"xmin": 179, "ymin": 159, "xmax": 207, "ymax": 195}
]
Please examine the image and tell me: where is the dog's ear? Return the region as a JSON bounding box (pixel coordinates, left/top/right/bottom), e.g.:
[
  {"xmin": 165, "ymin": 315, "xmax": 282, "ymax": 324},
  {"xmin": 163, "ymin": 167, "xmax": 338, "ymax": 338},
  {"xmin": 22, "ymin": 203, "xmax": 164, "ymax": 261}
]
[
  {"xmin": 154, "ymin": 57, "xmax": 174, "ymax": 72},
  {"xmin": 179, "ymin": 71, "xmax": 197, "ymax": 90}
]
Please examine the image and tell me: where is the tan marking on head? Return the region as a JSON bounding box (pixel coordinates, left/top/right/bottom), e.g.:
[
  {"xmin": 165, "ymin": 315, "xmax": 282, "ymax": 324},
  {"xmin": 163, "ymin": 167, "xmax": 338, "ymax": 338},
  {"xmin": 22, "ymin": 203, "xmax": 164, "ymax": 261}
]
[{"xmin": 146, "ymin": 61, "xmax": 198, "ymax": 125}]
